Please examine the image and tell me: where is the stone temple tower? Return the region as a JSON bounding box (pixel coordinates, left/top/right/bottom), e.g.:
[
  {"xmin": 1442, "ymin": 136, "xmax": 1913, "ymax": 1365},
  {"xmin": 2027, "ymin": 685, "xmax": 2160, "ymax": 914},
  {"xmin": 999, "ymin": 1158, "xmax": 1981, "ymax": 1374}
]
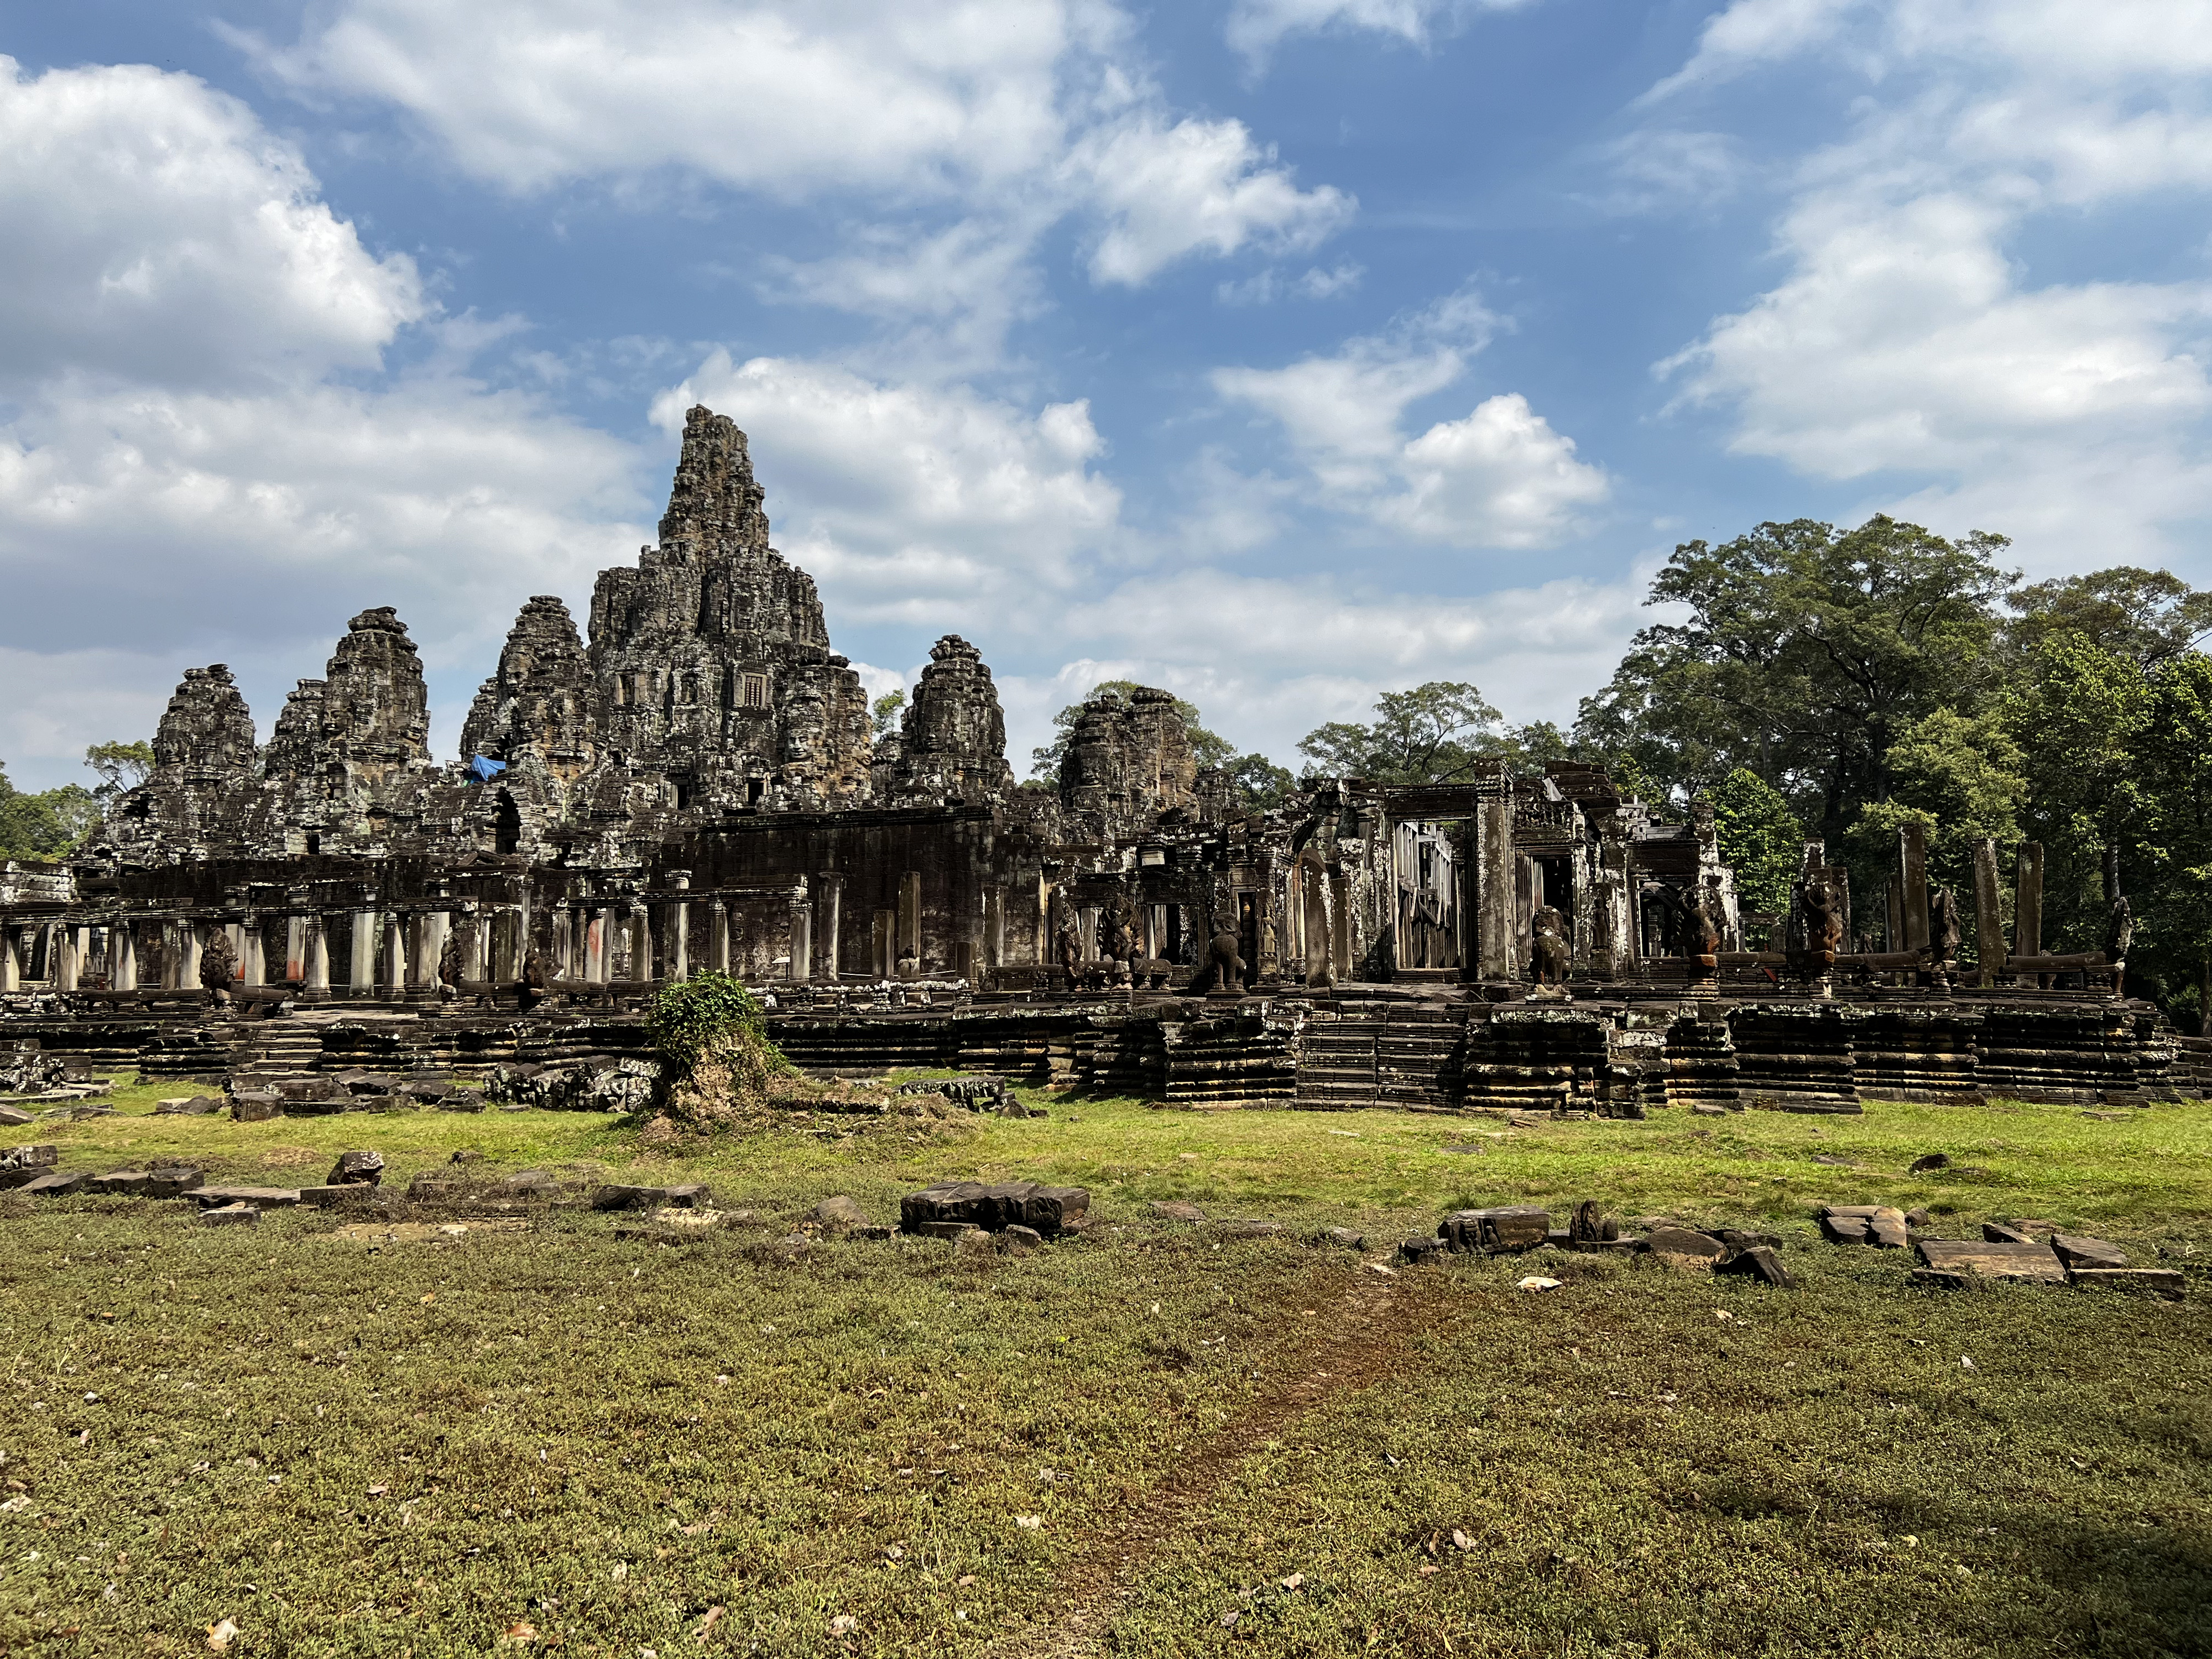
[{"xmin": 586, "ymin": 406, "xmax": 873, "ymax": 811}]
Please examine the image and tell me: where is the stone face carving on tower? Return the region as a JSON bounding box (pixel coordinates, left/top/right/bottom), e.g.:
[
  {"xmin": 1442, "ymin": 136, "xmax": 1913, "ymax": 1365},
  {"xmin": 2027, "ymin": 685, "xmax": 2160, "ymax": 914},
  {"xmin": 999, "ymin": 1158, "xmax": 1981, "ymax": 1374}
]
[
  {"xmin": 150, "ymin": 665, "xmax": 258, "ymax": 778},
  {"xmin": 260, "ymin": 680, "xmax": 327, "ymax": 779},
  {"xmin": 318, "ymin": 608, "xmax": 431, "ymax": 789},
  {"xmin": 460, "ymin": 596, "xmax": 598, "ymax": 783},
  {"xmin": 886, "ymin": 635, "xmax": 1015, "ymax": 805},
  {"xmin": 1060, "ymin": 686, "xmax": 1200, "ymax": 838},
  {"xmin": 587, "ymin": 406, "xmax": 873, "ymax": 811}
]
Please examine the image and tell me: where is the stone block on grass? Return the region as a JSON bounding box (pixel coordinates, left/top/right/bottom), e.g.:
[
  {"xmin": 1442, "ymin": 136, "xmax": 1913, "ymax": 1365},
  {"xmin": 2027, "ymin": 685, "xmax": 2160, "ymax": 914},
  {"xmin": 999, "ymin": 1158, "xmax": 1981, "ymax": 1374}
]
[
  {"xmin": 328, "ymin": 1151, "xmax": 384, "ymax": 1187},
  {"xmin": 1437, "ymin": 1207, "xmax": 1551, "ymax": 1253},
  {"xmin": 900, "ymin": 1180, "xmax": 1089, "ymax": 1238},
  {"xmin": 19, "ymin": 1170, "xmax": 87, "ymax": 1197},
  {"xmin": 2068, "ymin": 1267, "xmax": 2184, "ymax": 1297},
  {"xmin": 1715, "ymin": 1245, "xmax": 1793, "ymax": 1288},
  {"xmin": 195, "ymin": 1186, "xmax": 302, "ymax": 1209},
  {"xmin": 1914, "ymin": 1239, "xmax": 2067, "ymax": 1283},
  {"xmin": 144, "ymin": 1167, "xmax": 205, "ymax": 1199},
  {"xmin": 200, "ymin": 1203, "xmax": 259, "ymax": 1228},
  {"xmin": 231, "ymin": 1094, "xmax": 282, "ymax": 1123},
  {"xmin": 298, "ymin": 1184, "xmax": 381, "ymax": 1208},
  {"xmin": 0, "ymin": 1105, "xmax": 38, "ymax": 1126},
  {"xmin": 1820, "ymin": 1206, "xmax": 1908, "ymax": 1248},
  {"xmin": 1646, "ymin": 1227, "xmax": 1729, "ymax": 1267},
  {"xmin": 2051, "ymin": 1234, "xmax": 2128, "ymax": 1270}
]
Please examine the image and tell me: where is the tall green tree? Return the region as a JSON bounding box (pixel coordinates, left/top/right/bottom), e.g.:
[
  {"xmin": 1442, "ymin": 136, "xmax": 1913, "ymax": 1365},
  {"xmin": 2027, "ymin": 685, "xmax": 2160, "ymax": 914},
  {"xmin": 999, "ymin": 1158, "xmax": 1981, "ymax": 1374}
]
[
  {"xmin": 2004, "ymin": 567, "xmax": 2212, "ymax": 670},
  {"xmin": 0, "ymin": 762, "xmax": 98, "ymax": 860},
  {"xmin": 1296, "ymin": 682, "xmax": 1504, "ymax": 784},
  {"xmin": 1709, "ymin": 769, "xmax": 1803, "ymax": 918},
  {"xmin": 84, "ymin": 739, "xmax": 155, "ymax": 797},
  {"xmin": 1574, "ymin": 515, "xmax": 2015, "ymax": 839},
  {"xmin": 2127, "ymin": 650, "xmax": 2212, "ymax": 1029}
]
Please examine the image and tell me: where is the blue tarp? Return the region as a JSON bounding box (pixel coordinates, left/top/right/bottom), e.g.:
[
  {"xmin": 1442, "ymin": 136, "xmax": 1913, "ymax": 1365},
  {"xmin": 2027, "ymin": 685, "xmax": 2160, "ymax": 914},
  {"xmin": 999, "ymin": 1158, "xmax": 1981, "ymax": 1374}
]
[{"xmin": 466, "ymin": 754, "xmax": 508, "ymax": 784}]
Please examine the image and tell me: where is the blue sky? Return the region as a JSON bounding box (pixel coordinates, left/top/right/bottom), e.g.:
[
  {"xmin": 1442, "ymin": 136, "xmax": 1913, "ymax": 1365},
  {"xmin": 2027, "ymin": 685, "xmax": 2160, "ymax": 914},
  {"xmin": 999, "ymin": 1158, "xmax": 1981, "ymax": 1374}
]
[{"xmin": 3, "ymin": 0, "xmax": 2209, "ymax": 786}]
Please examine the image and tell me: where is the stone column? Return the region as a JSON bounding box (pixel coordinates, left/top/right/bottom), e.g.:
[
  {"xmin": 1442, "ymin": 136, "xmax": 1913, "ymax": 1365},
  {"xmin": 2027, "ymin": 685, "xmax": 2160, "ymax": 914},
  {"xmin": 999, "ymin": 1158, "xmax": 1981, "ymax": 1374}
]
[
  {"xmin": 55, "ymin": 924, "xmax": 79, "ymax": 992},
  {"xmin": 2013, "ymin": 842, "xmax": 2043, "ymax": 962},
  {"xmin": 1302, "ymin": 860, "xmax": 1332, "ymax": 988},
  {"xmin": 0, "ymin": 925, "xmax": 20, "ymax": 993},
  {"xmin": 305, "ymin": 915, "xmax": 331, "ymax": 996},
  {"xmin": 180, "ymin": 922, "xmax": 204, "ymax": 993},
  {"xmin": 591, "ymin": 907, "xmax": 613, "ymax": 982},
  {"xmin": 630, "ymin": 905, "xmax": 652, "ymax": 983},
  {"xmin": 817, "ymin": 875, "xmax": 842, "ymax": 981},
  {"xmin": 1971, "ymin": 838, "xmax": 2005, "ymax": 987},
  {"xmin": 551, "ymin": 907, "xmax": 573, "ymax": 982},
  {"xmin": 384, "ymin": 914, "xmax": 408, "ymax": 997},
  {"xmin": 112, "ymin": 920, "xmax": 138, "ymax": 992},
  {"xmin": 1331, "ymin": 871, "xmax": 1354, "ymax": 983},
  {"xmin": 350, "ymin": 910, "xmax": 378, "ymax": 993},
  {"xmin": 1898, "ymin": 821, "xmax": 1931, "ymax": 953},
  {"xmin": 669, "ymin": 872, "xmax": 691, "ymax": 982},
  {"xmin": 708, "ymin": 899, "xmax": 731, "ymax": 975},
  {"xmin": 790, "ymin": 900, "xmax": 812, "ymax": 982},
  {"xmin": 242, "ymin": 919, "xmax": 266, "ymax": 988},
  {"xmin": 872, "ymin": 911, "xmax": 895, "ymax": 979},
  {"xmin": 985, "ymin": 887, "xmax": 1006, "ymax": 969},
  {"xmin": 285, "ymin": 915, "xmax": 306, "ymax": 982},
  {"xmin": 1475, "ymin": 794, "xmax": 1517, "ymax": 981},
  {"xmin": 898, "ymin": 870, "xmax": 922, "ymax": 970}
]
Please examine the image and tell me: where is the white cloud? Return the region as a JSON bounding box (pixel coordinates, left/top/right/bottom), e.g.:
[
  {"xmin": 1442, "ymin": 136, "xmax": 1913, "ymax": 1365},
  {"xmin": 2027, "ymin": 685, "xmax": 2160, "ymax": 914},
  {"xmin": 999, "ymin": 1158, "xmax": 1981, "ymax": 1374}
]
[
  {"xmin": 1225, "ymin": 0, "xmax": 1538, "ymax": 62},
  {"xmin": 0, "ymin": 60, "xmax": 646, "ymax": 787},
  {"xmin": 1216, "ymin": 262, "xmax": 1365, "ymax": 305},
  {"xmin": 251, "ymin": 0, "xmax": 1354, "ymax": 336},
  {"xmin": 652, "ymin": 351, "xmax": 1123, "ymax": 623},
  {"xmin": 1213, "ymin": 290, "xmax": 1608, "ymax": 546},
  {"xmin": 1653, "ymin": 0, "xmax": 2212, "ymax": 571},
  {"xmin": 1072, "ymin": 113, "xmax": 1353, "ymax": 285},
  {"xmin": 0, "ymin": 55, "xmax": 423, "ymax": 390},
  {"xmin": 1643, "ymin": 0, "xmax": 1867, "ymax": 100}
]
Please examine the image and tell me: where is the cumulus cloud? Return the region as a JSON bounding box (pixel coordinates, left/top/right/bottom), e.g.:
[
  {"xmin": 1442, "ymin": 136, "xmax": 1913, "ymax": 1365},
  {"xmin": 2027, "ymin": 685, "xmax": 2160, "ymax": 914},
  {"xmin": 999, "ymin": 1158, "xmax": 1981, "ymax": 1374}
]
[
  {"xmin": 1225, "ymin": 0, "xmax": 1539, "ymax": 62},
  {"xmin": 0, "ymin": 56, "xmax": 423, "ymax": 390},
  {"xmin": 0, "ymin": 59, "xmax": 646, "ymax": 786},
  {"xmin": 1213, "ymin": 290, "xmax": 1608, "ymax": 546},
  {"xmin": 251, "ymin": 0, "xmax": 1354, "ymax": 331},
  {"xmin": 1652, "ymin": 0, "xmax": 2212, "ymax": 570},
  {"xmin": 1071, "ymin": 113, "xmax": 1353, "ymax": 285}
]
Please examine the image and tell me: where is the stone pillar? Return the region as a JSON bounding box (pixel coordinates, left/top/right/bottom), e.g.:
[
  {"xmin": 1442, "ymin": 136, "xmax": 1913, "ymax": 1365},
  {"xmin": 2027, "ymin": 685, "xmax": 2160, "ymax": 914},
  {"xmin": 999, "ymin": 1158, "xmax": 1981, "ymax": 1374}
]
[
  {"xmin": 817, "ymin": 876, "xmax": 842, "ymax": 981},
  {"xmin": 630, "ymin": 905, "xmax": 652, "ymax": 983},
  {"xmin": 349, "ymin": 910, "xmax": 376, "ymax": 993},
  {"xmin": 872, "ymin": 910, "xmax": 895, "ymax": 979},
  {"xmin": 591, "ymin": 907, "xmax": 613, "ymax": 982},
  {"xmin": 790, "ymin": 901, "xmax": 812, "ymax": 982},
  {"xmin": 1302, "ymin": 860, "xmax": 1332, "ymax": 988},
  {"xmin": 1331, "ymin": 872, "xmax": 1354, "ymax": 983},
  {"xmin": 1475, "ymin": 794, "xmax": 1517, "ymax": 981},
  {"xmin": 384, "ymin": 914, "xmax": 408, "ymax": 996},
  {"xmin": 0, "ymin": 925, "xmax": 19, "ymax": 993},
  {"xmin": 899, "ymin": 871, "xmax": 922, "ymax": 969},
  {"xmin": 1971, "ymin": 838, "xmax": 2004, "ymax": 987},
  {"xmin": 709, "ymin": 899, "xmax": 731, "ymax": 976},
  {"xmin": 552, "ymin": 907, "xmax": 573, "ymax": 982},
  {"xmin": 112, "ymin": 920, "xmax": 138, "ymax": 992},
  {"xmin": 2013, "ymin": 842, "xmax": 2043, "ymax": 961},
  {"xmin": 985, "ymin": 886, "xmax": 1006, "ymax": 969},
  {"xmin": 284, "ymin": 915, "xmax": 306, "ymax": 982},
  {"xmin": 242, "ymin": 919, "xmax": 266, "ymax": 988},
  {"xmin": 304, "ymin": 915, "xmax": 330, "ymax": 996},
  {"xmin": 1898, "ymin": 821, "xmax": 1931, "ymax": 953},
  {"xmin": 55, "ymin": 925, "xmax": 79, "ymax": 992},
  {"xmin": 180, "ymin": 922, "xmax": 203, "ymax": 993}
]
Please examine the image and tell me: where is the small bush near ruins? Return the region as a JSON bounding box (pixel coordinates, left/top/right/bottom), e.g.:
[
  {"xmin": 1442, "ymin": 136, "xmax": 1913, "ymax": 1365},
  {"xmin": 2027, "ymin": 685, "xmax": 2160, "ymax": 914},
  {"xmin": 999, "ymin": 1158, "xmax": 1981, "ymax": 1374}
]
[{"xmin": 645, "ymin": 972, "xmax": 797, "ymax": 1133}]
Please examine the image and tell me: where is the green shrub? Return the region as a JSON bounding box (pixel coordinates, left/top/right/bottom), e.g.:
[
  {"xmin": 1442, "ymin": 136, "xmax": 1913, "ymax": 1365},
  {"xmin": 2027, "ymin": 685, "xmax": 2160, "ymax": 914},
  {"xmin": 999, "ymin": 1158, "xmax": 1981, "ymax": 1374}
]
[{"xmin": 645, "ymin": 973, "xmax": 787, "ymax": 1080}]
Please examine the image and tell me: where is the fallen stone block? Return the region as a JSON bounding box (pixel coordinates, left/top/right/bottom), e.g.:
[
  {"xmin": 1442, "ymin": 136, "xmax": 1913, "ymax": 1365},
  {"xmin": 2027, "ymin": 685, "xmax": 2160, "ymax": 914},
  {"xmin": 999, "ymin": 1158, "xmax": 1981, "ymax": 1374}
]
[
  {"xmin": 808, "ymin": 1196, "xmax": 868, "ymax": 1229},
  {"xmin": 1983, "ymin": 1221, "xmax": 2035, "ymax": 1244},
  {"xmin": 2051, "ymin": 1234, "xmax": 2128, "ymax": 1270},
  {"xmin": 153, "ymin": 1097, "xmax": 225, "ymax": 1117},
  {"xmin": 504, "ymin": 1170, "xmax": 561, "ymax": 1198},
  {"xmin": 1001, "ymin": 1223, "xmax": 1045, "ymax": 1250},
  {"xmin": 1909, "ymin": 1152, "xmax": 1951, "ymax": 1173},
  {"xmin": 1714, "ymin": 1227, "xmax": 1783, "ymax": 1251},
  {"xmin": 954, "ymin": 1227, "xmax": 1000, "ymax": 1258},
  {"xmin": 90, "ymin": 1170, "xmax": 153, "ymax": 1197},
  {"xmin": 1820, "ymin": 1205, "xmax": 1908, "ymax": 1248},
  {"xmin": 200, "ymin": 1203, "xmax": 259, "ymax": 1228},
  {"xmin": 1914, "ymin": 1239, "xmax": 2067, "ymax": 1284},
  {"xmin": 0, "ymin": 1145, "xmax": 60, "ymax": 1187},
  {"xmin": 1399, "ymin": 1237, "xmax": 1446, "ymax": 1265},
  {"xmin": 1437, "ymin": 1207, "xmax": 1551, "ymax": 1253},
  {"xmin": 0, "ymin": 1105, "xmax": 36, "ymax": 1126},
  {"xmin": 231, "ymin": 1094, "xmax": 282, "ymax": 1123},
  {"xmin": 2068, "ymin": 1267, "xmax": 2184, "ymax": 1297},
  {"xmin": 144, "ymin": 1167, "xmax": 205, "ymax": 1199},
  {"xmin": 1715, "ymin": 1245, "xmax": 1793, "ymax": 1287},
  {"xmin": 900, "ymin": 1180, "xmax": 1089, "ymax": 1238},
  {"xmin": 436, "ymin": 1094, "xmax": 487, "ymax": 1113},
  {"xmin": 1321, "ymin": 1225, "xmax": 1368, "ymax": 1250},
  {"xmin": 328, "ymin": 1151, "xmax": 385, "ymax": 1187},
  {"xmin": 194, "ymin": 1186, "xmax": 301, "ymax": 1209},
  {"xmin": 283, "ymin": 1098, "xmax": 354, "ymax": 1118},
  {"xmin": 1150, "ymin": 1200, "xmax": 1207, "ymax": 1222},
  {"xmin": 19, "ymin": 1171, "xmax": 88, "ymax": 1197}
]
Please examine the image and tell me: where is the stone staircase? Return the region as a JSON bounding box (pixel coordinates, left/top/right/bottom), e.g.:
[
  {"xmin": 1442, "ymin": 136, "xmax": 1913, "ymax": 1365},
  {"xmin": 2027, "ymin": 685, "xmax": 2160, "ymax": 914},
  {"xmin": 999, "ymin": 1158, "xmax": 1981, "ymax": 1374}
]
[{"xmin": 225, "ymin": 1021, "xmax": 328, "ymax": 1095}]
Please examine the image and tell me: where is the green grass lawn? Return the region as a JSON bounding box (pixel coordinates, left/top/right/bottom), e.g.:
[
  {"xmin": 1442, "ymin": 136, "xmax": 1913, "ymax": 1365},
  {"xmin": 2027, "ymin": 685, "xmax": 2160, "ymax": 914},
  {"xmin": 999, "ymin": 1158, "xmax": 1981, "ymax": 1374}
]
[{"xmin": 3, "ymin": 1078, "xmax": 2208, "ymax": 1657}]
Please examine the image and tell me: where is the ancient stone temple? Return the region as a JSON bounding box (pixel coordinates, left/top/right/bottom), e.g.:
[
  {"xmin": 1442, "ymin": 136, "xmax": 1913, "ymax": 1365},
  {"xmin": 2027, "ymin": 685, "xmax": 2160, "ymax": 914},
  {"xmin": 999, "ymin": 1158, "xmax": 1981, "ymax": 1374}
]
[{"xmin": 1, "ymin": 407, "xmax": 2194, "ymax": 1114}]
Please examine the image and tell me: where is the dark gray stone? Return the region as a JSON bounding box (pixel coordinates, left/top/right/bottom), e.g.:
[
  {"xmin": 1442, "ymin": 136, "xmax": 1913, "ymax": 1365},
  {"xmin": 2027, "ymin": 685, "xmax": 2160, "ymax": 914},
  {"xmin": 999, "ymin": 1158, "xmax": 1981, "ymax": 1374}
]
[
  {"xmin": 900, "ymin": 1180, "xmax": 1089, "ymax": 1237},
  {"xmin": 1437, "ymin": 1207, "xmax": 1551, "ymax": 1253},
  {"xmin": 2051, "ymin": 1233, "xmax": 2128, "ymax": 1270},
  {"xmin": 19, "ymin": 1171, "xmax": 88, "ymax": 1197},
  {"xmin": 328, "ymin": 1151, "xmax": 385, "ymax": 1187},
  {"xmin": 200, "ymin": 1203, "xmax": 259, "ymax": 1228},
  {"xmin": 1715, "ymin": 1245, "xmax": 1793, "ymax": 1287}
]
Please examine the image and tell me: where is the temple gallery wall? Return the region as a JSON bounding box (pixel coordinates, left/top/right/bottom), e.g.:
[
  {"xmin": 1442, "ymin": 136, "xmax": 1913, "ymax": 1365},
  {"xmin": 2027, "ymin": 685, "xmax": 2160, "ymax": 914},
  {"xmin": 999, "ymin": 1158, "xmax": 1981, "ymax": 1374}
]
[{"xmin": 1, "ymin": 407, "xmax": 2192, "ymax": 1114}]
